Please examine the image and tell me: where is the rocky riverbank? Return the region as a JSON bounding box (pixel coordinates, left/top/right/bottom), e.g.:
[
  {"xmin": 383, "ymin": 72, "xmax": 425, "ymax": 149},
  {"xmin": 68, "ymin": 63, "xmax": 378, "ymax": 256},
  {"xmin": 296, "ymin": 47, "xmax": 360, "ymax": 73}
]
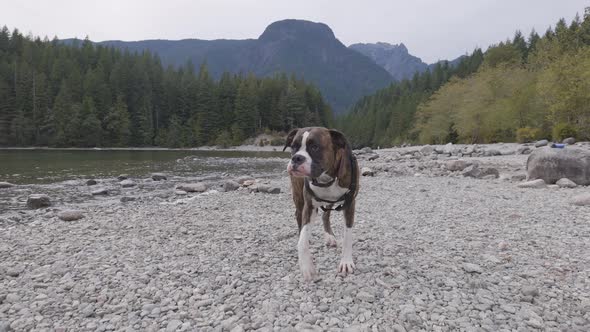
[{"xmin": 1, "ymin": 143, "xmax": 590, "ymax": 331}]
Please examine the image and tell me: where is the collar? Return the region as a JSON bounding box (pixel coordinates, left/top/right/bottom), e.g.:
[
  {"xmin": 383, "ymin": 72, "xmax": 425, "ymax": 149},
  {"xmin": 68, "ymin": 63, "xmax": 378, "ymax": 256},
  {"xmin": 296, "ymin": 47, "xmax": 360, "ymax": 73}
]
[{"xmin": 305, "ymin": 155, "xmax": 357, "ymax": 212}]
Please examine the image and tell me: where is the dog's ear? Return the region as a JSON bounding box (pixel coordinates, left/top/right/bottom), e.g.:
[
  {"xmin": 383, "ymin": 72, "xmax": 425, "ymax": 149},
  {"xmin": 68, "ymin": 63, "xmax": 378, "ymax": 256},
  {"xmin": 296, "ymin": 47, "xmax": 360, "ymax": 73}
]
[
  {"xmin": 283, "ymin": 128, "xmax": 299, "ymax": 152},
  {"xmin": 329, "ymin": 129, "xmax": 353, "ymax": 179},
  {"xmin": 329, "ymin": 129, "xmax": 349, "ymax": 150}
]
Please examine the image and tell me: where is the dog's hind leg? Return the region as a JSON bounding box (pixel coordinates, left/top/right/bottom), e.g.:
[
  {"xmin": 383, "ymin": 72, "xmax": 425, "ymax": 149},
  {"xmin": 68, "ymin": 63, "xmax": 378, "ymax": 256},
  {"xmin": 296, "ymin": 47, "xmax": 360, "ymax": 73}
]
[{"xmin": 322, "ymin": 207, "xmax": 337, "ymax": 247}]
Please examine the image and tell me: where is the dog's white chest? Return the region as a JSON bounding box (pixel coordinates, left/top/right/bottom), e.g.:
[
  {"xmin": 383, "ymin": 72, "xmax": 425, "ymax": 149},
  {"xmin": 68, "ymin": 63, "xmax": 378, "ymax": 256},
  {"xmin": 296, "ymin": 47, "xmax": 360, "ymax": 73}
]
[{"xmin": 309, "ymin": 180, "xmax": 348, "ymax": 206}]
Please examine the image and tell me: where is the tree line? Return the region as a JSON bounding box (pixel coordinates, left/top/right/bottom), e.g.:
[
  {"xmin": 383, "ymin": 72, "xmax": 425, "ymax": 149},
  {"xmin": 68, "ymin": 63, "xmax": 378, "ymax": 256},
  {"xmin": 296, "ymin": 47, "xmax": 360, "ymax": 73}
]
[
  {"xmin": 415, "ymin": 9, "xmax": 590, "ymax": 144},
  {"xmin": 340, "ymin": 8, "xmax": 590, "ymax": 147},
  {"xmin": 0, "ymin": 27, "xmax": 333, "ymax": 147},
  {"xmin": 337, "ymin": 47, "xmax": 484, "ymax": 147}
]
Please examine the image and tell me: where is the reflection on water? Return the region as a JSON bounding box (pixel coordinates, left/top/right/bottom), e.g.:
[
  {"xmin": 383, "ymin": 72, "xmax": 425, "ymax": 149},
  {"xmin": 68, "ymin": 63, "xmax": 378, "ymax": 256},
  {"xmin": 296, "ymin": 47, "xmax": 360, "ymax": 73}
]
[{"xmin": 0, "ymin": 149, "xmax": 290, "ymax": 184}]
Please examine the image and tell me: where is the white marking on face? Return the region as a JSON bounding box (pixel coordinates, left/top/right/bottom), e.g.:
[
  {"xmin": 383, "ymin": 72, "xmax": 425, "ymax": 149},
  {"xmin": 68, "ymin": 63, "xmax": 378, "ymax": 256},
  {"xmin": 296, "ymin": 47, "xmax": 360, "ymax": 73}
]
[
  {"xmin": 338, "ymin": 227, "xmax": 355, "ymax": 274},
  {"xmin": 287, "ymin": 131, "xmax": 313, "ymax": 177},
  {"xmin": 298, "ymin": 224, "xmax": 315, "ymax": 281}
]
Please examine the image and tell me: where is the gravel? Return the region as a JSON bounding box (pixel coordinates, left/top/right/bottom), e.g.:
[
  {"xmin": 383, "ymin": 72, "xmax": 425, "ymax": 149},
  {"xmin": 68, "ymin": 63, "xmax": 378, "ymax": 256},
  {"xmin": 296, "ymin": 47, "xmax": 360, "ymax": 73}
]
[{"xmin": 1, "ymin": 144, "xmax": 590, "ymax": 331}]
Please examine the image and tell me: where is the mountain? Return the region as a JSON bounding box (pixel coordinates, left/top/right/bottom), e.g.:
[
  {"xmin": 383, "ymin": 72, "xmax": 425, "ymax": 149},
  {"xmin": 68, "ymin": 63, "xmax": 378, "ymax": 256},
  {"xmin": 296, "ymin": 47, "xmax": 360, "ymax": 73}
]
[
  {"xmin": 71, "ymin": 19, "xmax": 394, "ymax": 113},
  {"xmin": 349, "ymin": 42, "xmax": 464, "ymax": 81},
  {"xmin": 349, "ymin": 42, "xmax": 427, "ymax": 81}
]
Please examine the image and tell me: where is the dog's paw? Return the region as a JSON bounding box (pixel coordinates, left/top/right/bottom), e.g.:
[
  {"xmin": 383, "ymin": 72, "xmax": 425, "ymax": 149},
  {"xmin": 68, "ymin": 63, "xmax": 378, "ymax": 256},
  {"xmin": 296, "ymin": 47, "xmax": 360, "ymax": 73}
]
[
  {"xmin": 324, "ymin": 233, "xmax": 337, "ymax": 248},
  {"xmin": 338, "ymin": 259, "xmax": 355, "ymax": 275},
  {"xmin": 300, "ymin": 260, "xmax": 316, "ymax": 281}
]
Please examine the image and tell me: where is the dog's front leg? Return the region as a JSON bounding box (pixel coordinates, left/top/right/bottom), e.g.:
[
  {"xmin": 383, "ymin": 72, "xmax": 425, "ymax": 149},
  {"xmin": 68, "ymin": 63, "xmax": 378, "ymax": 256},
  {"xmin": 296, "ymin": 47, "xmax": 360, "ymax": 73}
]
[
  {"xmin": 298, "ymin": 202, "xmax": 316, "ymax": 281},
  {"xmin": 339, "ymin": 200, "xmax": 356, "ymax": 274}
]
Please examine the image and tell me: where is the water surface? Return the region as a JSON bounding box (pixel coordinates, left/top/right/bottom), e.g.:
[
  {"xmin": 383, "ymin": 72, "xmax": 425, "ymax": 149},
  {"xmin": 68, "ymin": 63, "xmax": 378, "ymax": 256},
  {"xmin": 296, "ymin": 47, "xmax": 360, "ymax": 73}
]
[{"xmin": 0, "ymin": 149, "xmax": 289, "ymax": 184}]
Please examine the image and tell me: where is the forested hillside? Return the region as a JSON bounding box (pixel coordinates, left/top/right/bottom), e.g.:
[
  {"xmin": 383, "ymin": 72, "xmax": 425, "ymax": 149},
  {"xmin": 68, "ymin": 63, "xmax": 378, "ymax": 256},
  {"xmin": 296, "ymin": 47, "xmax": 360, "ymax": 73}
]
[
  {"xmin": 341, "ymin": 8, "xmax": 590, "ymax": 148},
  {"xmin": 0, "ymin": 27, "xmax": 332, "ymax": 147},
  {"xmin": 416, "ymin": 10, "xmax": 590, "ymax": 144},
  {"xmin": 338, "ymin": 49, "xmax": 484, "ymax": 147},
  {"xmin": 73, "ymin": 19, "xmax": 394, "ymax": 113}
]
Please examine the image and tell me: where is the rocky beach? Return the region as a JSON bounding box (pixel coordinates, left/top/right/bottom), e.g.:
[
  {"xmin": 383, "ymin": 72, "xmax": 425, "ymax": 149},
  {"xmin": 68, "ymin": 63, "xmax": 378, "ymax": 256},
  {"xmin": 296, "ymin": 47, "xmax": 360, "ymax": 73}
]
[{"xmin": 1, "ymin": 142, "xmax": 590, "ymax": 331}]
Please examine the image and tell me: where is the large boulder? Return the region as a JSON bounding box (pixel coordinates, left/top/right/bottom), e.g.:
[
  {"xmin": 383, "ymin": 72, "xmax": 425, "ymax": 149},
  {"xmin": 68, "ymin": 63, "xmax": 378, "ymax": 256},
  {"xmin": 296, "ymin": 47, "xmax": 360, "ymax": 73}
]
[
  {"xmin": 0, "ymin": 182, "xmax": 15, "ymax": 189},
  {"xmin": 526, "ymin": 147, "xmax": 590, "ymax": 185},
  {"xmin": 534, "ymin": 139, "xmax": 549, "ymax": 148}
]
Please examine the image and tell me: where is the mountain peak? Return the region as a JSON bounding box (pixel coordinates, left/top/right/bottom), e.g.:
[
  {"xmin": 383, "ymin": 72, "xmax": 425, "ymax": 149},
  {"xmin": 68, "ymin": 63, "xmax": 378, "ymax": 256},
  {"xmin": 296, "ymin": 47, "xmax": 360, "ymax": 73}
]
[{"xmin": 258, "ymin": 19, "xmax": 336, "ymax": 43}]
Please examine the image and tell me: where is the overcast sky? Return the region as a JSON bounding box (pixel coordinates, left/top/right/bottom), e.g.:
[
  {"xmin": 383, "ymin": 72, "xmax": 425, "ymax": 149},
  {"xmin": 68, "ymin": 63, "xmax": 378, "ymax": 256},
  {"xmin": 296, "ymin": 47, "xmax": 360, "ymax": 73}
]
[{"xmin": 2, "ymin": 0, "xmax": 587, "ymax": 63}]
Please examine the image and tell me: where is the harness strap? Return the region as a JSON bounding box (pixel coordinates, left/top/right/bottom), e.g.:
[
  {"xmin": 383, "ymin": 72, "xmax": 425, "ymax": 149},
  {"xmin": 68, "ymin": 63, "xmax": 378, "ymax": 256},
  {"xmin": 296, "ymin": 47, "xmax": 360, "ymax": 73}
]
[{"xmin": 305, "ymin": 155, "xmax": 357, "ymax": 212}]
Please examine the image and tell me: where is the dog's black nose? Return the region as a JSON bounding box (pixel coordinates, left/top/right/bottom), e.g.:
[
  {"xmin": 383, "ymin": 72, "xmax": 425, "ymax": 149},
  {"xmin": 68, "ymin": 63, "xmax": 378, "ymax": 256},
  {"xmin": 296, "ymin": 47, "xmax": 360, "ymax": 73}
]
[{"xmin": 291, "ymin": 154, "xmax": 306, "ymax": 164}]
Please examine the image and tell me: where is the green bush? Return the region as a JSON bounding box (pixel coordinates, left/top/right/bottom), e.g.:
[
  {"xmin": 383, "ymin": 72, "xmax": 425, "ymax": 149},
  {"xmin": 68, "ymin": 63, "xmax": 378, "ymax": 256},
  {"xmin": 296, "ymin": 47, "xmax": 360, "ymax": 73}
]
[
  {"xmin": 552, "ymin": 123, "xmax": 577, "ymax": 141},
  {"xmin": 215, "ymin": 130, "xmax": 233, "ymax": 148},
  {"xmin": 516, "ymin": 127, "xmax": 542, "ymax": 143}
]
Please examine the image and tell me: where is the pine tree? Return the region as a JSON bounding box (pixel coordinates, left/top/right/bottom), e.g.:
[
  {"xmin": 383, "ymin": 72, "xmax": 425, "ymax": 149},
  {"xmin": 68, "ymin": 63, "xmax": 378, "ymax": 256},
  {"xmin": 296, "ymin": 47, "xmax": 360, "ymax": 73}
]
[{"xmin": 79, "ymin": 96, "xmax": 102, "ymax": 146}]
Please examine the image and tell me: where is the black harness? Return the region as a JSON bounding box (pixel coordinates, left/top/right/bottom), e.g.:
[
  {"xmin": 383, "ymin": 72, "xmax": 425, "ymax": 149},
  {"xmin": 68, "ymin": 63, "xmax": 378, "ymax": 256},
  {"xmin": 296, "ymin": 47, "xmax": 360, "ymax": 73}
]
[{"xmin": 304, "ymin": 155, "xmax": 358, "ymax": 212}]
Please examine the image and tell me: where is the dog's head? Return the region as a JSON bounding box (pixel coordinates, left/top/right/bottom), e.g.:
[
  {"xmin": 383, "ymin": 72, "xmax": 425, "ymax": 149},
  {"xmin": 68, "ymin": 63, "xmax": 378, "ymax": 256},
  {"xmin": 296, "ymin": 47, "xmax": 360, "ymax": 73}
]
[{"xmin": 283, "ymin": 127, "xmax": 352, "ymax": 179}]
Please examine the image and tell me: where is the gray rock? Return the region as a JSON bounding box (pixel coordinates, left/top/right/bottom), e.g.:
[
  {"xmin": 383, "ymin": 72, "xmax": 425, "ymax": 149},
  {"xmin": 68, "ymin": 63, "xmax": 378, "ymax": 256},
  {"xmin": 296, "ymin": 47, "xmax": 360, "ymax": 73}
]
[
  {"xmin": 120, "ymin": 196, "xmax": 136, "ymax": 203},
  {"xmin": 57, "ymin": 210, "xmax": 85, "ymax": 221},
  {"xmin": 361, "ymin": 167, "xmax": 374, "ymax": 176},
  {"xmin": 462, "ymin": 263, "xmax": 483, "ymax": 274},
  {"xmin": 556, "ymin": 178, "xmax": 577, "ymax": 188},
  {"xmin": 86, "ymin": 179, "xmax": 98, "ymax": 186},
  {"xmin": 267, "ymin": 187, "xmax": 281, "ymax": 194},
  {"xmin": 177, "ymin": 183, "xmax": 207, "ymax": 193},
  {"xmin": 0, "ymin": 181, "xmax": 15, "ymax": 189},
  {"xmin": 420, "ymin": 145, "xmax": 435, "ymax": 155},
  {"xmin": 446, "ymin": 160, "xmax": 468, "ymax": 172},
  {"xmin": 166, "ymin": 320, "xmax": 182, "ymax": 332},
  {"xmin": 257, "ymin": 184, "xmax": 270, "ymax": 193},
  {"xmin": 517, "ymin": 146, "xmax": 532, "ymax": 155},
  {"xmin": 6, "ymin": 265, "xmax": 24, "ymax": 277},
  {"xmin": 534, "ymin": 139, "xmax": 549, "ymax": 148},
  {"xmin": 357, "ymin": 290, "xmax": 375, "ymax": 302},
  {"xmin": 120, "ymin": 179, "xmax": 136, "ymax": 188},
  {"xmin": 367, "ymin": 154, "xmax": 380, "ymax": 161},
  {"xmin": 527, "ymin": 147, "xmax": 590, "ymax": 185},
  {"xmin": 571, "ymin": 193, "xmax": 590, "ymax": 206},
  {"xmin": 5, "ymin": 293, "xmax": 19, "ymax": 303},
  {"xmin": 223, "ymin": 180, "xmax": 240, "ymax": 192},
  {"xmin": 484, "ymin": 149, "xmax": 501, "ymax": 156},
  {"xmin": 360, "ymin": 147, "xmax": 373, "ymax": 154},
  {"xmin": 175, "ymin": 190, "xmax": 187, "ymax": 196},
  {"xmin": 27, "ymin": 194, "xmax": 51, "ymax": 209},
  {"xmin": 117, "ymin": 174, "xmax": 129, "ymax": 181},
  {"xmin": 521, "ymin": 286, "xmax": 539, "ymax": 297},
  {"xmin": 517, "ymin": 179, "xmax": 546, "ymax": 189},
  {"xmin": 511, "ymin": 174, "xmax": 527, "ymax": 182},
  {"xmin": 91, "ymin": 188, "xmax": 109, "ymax": 196},
  {"xmin": 151, "ymin": 173, "xmax": 167, "ymax": 181},
  {"xmin": 443, "ymin": 142, "xmax": 454, "ymax": 154},
  {"xmin": 0, "ymin": 321, "xmax": 10, "ymax": 332},
  {"xmin": 236, "ymin": 176, "xmax": 255, "ymax": 185},
  {"xmin": 563, "ymin": 137, "xmax": 576, "ymax": 145},
  {"xmin": 462, "ymin": 164, "xmax": 499, "ymax": 179}
]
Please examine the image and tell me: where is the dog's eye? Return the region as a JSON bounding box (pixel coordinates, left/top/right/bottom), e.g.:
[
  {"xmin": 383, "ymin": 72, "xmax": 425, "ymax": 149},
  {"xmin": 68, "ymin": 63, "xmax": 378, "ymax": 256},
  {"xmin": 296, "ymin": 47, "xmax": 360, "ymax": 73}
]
[{"xmin": 310, "ymin": 144, "xmax": 319, "ymax": 152}]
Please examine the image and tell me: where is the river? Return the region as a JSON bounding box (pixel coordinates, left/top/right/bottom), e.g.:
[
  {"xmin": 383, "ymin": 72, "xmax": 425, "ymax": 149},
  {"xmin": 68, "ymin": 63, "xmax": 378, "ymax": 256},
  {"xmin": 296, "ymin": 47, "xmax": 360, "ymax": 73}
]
[{"xmin": 0, "ymin": 149, "xmax": 289, "ymax": 185}]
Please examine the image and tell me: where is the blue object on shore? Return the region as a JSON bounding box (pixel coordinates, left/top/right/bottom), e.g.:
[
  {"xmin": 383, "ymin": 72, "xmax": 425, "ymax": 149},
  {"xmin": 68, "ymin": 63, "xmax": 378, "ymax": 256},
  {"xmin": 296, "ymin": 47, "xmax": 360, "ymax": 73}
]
[{"xmin": 551, "ymin": 143, "xmax": 566, "ymax": 148}]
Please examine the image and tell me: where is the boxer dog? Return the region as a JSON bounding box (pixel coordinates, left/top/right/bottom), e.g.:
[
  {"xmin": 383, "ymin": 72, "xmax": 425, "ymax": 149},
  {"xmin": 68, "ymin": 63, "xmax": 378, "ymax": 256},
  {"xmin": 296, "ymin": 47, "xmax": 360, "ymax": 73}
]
[{"xmin": 283, "ymin": 127, "xmax": 359, "ymax": 281}]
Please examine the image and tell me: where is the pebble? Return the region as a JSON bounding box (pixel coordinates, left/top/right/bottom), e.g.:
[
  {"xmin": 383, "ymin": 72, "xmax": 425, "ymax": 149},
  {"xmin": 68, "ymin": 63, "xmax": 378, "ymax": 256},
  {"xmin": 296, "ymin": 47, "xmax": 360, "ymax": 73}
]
[
  {"xmin": 120, "ymin": 179, "xmax": 136, "ymax": 188},
  {"xmin": 556, "ymin": 178, "xmax": 577, "ymax": 188},
  {"xmin": 26, "ymin": 194, "xmax": 51, "ymax": 209},
  {"xmin": 152, "ymin": 173, "xmax": 168, "ymax": 181},
  {"xmin": 0, "ymin": 182, "xmax": 15, "ymax": 189},
  {"xmin": 91, "ymin": 188, "xmax": 109, "ymax": 195},
  {"xmin": 462, "ymin": 263, "xmax": 483, "ymax": 274},
  {"xmin": 176, "ymin": 183, "xmax": 207, "ymax": 193},
  {"xmin": 517, "ymin": 179, "xmax": 546, "ymax": 189},
  {"xmin": 57, "ymin": 210, "xmax": 85, "ymax": 221},
  {"xmin": 571, "ymin": 193, "xmax": 590, "ymax": 206}
]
